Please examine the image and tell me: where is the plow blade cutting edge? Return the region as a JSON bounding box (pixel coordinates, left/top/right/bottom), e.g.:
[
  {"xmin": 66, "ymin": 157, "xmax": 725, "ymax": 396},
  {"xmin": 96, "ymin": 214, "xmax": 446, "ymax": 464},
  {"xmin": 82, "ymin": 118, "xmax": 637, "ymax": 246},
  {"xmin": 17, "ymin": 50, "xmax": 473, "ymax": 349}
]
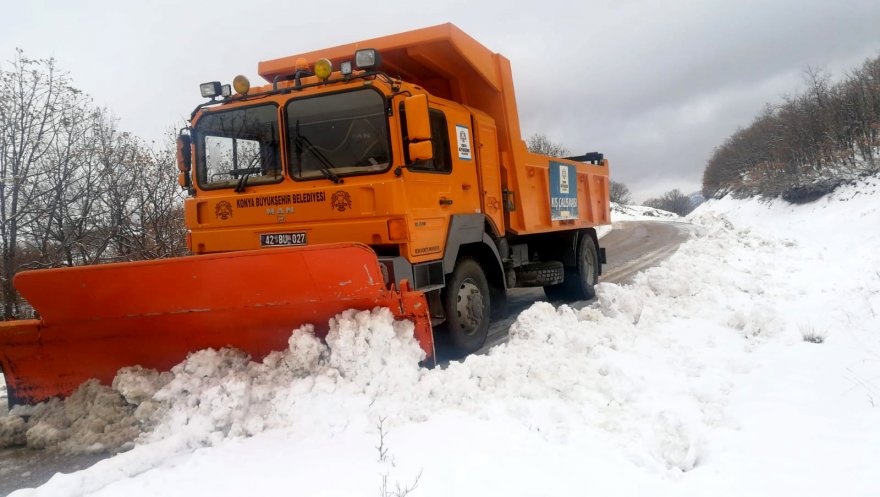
[{"xmin": 0, "ymin": 243, "xmax": 434, "ymax": 406}]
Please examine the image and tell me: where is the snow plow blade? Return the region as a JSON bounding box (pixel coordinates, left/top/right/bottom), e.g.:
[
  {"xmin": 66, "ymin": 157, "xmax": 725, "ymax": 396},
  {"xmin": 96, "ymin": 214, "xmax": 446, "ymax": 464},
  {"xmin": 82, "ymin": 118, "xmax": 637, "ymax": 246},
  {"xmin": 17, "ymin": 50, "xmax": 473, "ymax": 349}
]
[{"xmin": 0, "ymin": 243, "xmax": 433, "ymax": 406}]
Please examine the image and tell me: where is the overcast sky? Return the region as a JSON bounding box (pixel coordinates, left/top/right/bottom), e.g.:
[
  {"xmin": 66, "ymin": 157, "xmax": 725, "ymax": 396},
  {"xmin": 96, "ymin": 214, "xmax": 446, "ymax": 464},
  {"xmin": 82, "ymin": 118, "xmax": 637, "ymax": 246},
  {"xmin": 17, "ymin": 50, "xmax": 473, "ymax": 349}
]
[{"xmin": 3, "ymin": 0, "xmax": 879, "ymax": 200}]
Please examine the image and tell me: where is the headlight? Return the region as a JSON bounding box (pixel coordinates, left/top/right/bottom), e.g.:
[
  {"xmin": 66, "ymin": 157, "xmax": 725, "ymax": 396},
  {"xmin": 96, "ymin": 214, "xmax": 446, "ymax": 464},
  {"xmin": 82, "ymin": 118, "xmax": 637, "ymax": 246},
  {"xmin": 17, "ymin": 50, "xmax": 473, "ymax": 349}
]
[
  {"xmin": 200, "ymin": 81, "xmax": 221, "ymax": 98},
  {"xmin": 233, "ymin": 75, "xmax": 250, "ymax": 94},
  {"xmin": 354, "ymin": 49, "xmax": 381, "ymax": 70},
  {"xmin": 314, "ymin": 59, "xmax": 332, "ymax": 80}
]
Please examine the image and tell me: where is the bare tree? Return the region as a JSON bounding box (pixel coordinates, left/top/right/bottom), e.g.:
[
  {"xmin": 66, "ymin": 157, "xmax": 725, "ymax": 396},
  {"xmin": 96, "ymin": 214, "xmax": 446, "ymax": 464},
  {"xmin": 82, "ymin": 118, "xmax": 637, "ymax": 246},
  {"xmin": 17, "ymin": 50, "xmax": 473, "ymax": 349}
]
[
  {"xmin": 643, "ymin": 189, "xmax": 694, "ymax": 216},
  {"xmin": 126, "ymin": 130, "xmax": 187, "ymax": 260},
  {"xmin": 609, "ymin": 180, "xmax": 632, "ymax": 204},
  {"xmin": 0, "ymin": 50, "xmax": 76, "ymax": 317},
  {"xmin": 526, "ymin": 133, "xmax": 570, "ymax": 157},
  {"xmin": 0, "ymin": 51, "xmax": 187, "ymax": 318}
]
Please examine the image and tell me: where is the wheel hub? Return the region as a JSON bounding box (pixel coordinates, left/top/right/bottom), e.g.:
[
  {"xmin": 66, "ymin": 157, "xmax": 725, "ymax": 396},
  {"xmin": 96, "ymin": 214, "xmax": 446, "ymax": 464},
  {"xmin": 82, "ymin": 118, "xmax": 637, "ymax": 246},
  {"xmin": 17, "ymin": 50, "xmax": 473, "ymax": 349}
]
[{"xmin": 455, "ymin": 279, "xmax": 484, "ymax": 334}]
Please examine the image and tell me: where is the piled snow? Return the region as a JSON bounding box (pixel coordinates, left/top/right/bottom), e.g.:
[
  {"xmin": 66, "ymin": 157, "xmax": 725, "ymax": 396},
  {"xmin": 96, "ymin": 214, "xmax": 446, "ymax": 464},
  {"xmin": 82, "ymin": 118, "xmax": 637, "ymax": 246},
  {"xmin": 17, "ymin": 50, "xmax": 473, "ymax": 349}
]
[
  {"xmin": 612, "ymin": 202, "xmax": 680, "ymax": 221},
  {"xmin": 143, "ymin": 308, "xmax": 425, "ymax": 449},
  {"xmin": 0, "ymin": 380, "xmax": 142, "ymax": 455},
  {"xmin": 6, "ymin": 176, "xmax": 880, "ymax": 496},
  {"xmin": 597, "ymin": 202, "xmax": 681, "ymax": 237}
]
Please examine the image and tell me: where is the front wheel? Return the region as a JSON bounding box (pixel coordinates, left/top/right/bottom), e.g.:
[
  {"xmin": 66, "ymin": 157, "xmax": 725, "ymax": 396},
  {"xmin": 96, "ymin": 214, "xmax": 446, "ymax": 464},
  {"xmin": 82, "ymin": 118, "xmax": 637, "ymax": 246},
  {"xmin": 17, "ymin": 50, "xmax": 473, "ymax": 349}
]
[
  {"xmin": 543, "ymin": 234, "xmax": 598, "ymax": 301},
  {"xmin": 443, "ymin": 258, "xmax": 491, "ymax": 354}
]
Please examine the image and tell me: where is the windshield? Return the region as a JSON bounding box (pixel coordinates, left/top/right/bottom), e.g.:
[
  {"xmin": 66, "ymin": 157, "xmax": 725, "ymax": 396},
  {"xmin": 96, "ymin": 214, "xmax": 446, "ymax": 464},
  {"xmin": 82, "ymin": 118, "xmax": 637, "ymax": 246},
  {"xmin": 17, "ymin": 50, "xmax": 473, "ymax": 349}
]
[
  {"xmin": 195, "ymin": 104, "xmax": 282, "ymax": 190},
  {"xmin": 286, "ymin": 89, "xmax": 390, "ymax": 180}
]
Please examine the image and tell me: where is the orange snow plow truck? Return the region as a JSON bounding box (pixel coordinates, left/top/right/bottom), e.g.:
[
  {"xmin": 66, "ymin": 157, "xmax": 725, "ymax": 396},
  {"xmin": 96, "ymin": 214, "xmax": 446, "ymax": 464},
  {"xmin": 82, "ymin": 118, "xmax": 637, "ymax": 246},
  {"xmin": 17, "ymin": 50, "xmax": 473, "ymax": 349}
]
[{"xmin": 0, "ymin": 24, "xmax": 610, "ymax": 406}]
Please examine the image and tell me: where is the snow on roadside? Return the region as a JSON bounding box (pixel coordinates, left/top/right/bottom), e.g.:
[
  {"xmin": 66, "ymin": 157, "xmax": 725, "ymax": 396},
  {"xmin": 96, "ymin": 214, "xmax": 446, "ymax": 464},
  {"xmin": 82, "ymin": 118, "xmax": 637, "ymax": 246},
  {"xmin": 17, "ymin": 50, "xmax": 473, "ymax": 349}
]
[
  {"xmin": 613, "ymin": 202, "xmax": 680, "ymax": 221},
  {"xmin": 0, "ymin": 380, "xmax": 142, "ymax": 454},
  {"xmin": 6, "ymin": 178, "xmax": 880, "ymax": 496},
  {"xmin": 597, "ymin": 202, "xmax": 681, "ymax": 237}
]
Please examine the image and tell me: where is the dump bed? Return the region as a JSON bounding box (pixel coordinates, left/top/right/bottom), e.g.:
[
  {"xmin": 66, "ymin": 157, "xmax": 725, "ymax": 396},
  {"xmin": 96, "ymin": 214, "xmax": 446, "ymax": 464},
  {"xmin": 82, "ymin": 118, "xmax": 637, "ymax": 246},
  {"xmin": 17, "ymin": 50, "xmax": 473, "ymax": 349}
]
[{"xmin": 259, "ymin": 23, "xmax": 610, "ymax": 235}]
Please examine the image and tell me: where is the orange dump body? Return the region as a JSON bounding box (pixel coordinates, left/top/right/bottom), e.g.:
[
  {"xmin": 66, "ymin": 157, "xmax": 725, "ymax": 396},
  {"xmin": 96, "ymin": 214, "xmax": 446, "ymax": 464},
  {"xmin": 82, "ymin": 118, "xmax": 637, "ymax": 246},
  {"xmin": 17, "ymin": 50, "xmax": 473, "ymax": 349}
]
[{"xmin": 0, "ymin": 244, "xmax": 432, "ymax": 406}]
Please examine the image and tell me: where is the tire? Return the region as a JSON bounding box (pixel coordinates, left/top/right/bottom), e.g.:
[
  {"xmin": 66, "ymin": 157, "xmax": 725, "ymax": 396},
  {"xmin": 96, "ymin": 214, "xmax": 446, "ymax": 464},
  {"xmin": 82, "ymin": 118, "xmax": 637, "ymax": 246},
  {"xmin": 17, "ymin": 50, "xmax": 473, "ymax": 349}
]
[
  {"xmin": 543, "ymin": 234, "xmax": 598, "ymax": 301},
  {"xmin": 443, "ymin": 258, "xmax": 491, "ymax": 354},
  {"xmin": 514, "ymin": 261, "xmax": 565, "ymax": 287}
]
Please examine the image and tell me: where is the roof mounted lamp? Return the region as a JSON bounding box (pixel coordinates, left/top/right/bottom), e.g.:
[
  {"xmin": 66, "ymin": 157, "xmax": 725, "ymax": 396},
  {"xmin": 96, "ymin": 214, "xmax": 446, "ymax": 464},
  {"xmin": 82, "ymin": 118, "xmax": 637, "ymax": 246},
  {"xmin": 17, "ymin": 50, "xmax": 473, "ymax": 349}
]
[
  {"xmin": 314, "ymin": 58, "xmax": 333, "ymax": 81},
  {"xmin": 233, "ymin": 75, "xmax": 251, "ymax": 95},
  {"xmin": 340, "ymin": 60, "xmax": 353, "ymax": 78},
  {"xmin": 293, "ymin": 57, "xmax": 314, "ymax": 89},
  {"xmin": 354, "ymin": 49, "xmax": 381, "ymax": 70},
  {"xmin": 199, "ymin": 81, "xmax": 222, "ymax": 98}
]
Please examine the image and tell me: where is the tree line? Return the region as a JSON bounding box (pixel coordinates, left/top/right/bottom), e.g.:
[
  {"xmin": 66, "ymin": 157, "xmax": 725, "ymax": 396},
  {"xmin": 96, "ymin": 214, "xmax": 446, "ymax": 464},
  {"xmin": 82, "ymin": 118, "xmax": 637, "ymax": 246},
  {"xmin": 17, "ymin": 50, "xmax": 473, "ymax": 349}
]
[
  {"xmin": 0, "ymin": 51, "xmax": 186, "ymax": 319},
  {"xmin": 703, "ymin": 55, "xmax": 880, "ymax": 201}
]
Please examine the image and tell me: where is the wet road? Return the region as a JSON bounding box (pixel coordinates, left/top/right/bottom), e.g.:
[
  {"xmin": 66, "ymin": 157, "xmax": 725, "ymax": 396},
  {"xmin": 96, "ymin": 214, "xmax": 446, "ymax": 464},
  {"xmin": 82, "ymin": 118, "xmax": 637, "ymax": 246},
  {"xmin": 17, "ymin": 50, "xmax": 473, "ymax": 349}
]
[{"xmin": 0, "ymin": 220, "xmax": 694, "ymax": 496}]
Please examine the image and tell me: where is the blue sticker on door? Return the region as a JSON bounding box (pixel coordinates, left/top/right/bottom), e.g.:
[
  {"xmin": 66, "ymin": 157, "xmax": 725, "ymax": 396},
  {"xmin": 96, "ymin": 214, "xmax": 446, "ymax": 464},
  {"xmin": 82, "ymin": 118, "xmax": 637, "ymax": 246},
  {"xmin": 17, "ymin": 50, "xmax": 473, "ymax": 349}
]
[{"xmin": 549, "ymin": 161, "xmax": 578, "ymax": 221}]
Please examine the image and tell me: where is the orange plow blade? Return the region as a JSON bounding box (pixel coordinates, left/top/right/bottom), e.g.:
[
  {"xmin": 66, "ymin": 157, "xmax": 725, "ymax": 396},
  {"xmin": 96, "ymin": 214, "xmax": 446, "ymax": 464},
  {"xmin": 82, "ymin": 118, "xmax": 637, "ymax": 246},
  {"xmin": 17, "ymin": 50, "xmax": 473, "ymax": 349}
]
[{"xmin": 0, "ymin": 243, "xmax": 433, "ymax": 406}]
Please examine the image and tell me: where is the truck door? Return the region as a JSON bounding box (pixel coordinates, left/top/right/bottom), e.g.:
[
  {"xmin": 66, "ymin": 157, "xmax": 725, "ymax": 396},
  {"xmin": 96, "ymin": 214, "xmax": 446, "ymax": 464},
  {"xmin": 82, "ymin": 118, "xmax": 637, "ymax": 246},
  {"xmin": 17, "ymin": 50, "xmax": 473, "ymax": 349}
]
[
  {"xmin": 472, "ymin": 116, "xmax": 504, "ymax": 235},
  {"xmin": 402, "ymin": 104, "xmax": 481, "ymax": 263}
]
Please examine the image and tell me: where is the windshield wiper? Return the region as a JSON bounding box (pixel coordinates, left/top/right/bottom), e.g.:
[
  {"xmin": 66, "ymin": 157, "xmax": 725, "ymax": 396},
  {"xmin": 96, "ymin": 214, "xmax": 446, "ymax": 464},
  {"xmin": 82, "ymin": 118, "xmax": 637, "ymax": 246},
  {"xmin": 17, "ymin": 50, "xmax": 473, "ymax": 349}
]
[
  {"xmin": 294, "ymin": 120, "xmax": 343, "ymax": 184},
  {"xmin": 234, "ymin": 169, "xmax": 252, "ymax": 192},
  {"xmin": 234, "ymin": 164, "xmax": 262, "ymax": 193}
]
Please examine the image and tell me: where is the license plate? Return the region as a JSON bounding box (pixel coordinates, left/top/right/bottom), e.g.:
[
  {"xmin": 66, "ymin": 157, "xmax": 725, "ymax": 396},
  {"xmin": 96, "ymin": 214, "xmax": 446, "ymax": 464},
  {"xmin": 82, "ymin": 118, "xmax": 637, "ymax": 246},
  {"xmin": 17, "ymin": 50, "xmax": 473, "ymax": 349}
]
[{"xmin": 260, "ymin": 232, "xmax": 307, "ymax": 247}]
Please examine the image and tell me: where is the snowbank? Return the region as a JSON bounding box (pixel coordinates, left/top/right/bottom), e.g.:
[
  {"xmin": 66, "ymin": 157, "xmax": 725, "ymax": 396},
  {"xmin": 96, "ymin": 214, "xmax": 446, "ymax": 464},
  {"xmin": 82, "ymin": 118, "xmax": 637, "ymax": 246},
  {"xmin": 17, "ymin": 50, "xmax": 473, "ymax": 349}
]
[
  {"xmin": 0, "ymin": 381, "xmax": 142, "ymax": 455},
  {"xmin": 6, "ymin": 177, "xmax": 880, "ymax": 496},
  {"xmin": 612, "ymin": 202, "xmax": 680, "ymax": 221},
  {"xmin": 597, "ymin": 202, "xmax": 681, "ymax": 237}
]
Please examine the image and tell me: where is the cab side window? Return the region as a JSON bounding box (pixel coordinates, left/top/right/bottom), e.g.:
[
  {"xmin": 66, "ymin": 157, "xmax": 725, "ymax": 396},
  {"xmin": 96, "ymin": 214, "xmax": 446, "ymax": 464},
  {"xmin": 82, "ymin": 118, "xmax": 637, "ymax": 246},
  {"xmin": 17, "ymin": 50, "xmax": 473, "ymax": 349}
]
[{"xmin": 401, "ymin": 107, "xmax": 452, "ymax": 173}]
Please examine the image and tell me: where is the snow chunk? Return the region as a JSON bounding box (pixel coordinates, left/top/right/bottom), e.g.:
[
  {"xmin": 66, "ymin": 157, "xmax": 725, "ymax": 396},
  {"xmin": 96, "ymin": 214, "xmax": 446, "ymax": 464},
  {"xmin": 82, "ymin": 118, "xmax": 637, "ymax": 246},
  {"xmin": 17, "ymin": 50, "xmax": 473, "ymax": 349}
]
[
  {"xmin": 326, "ymin": 308, "xmax": 425, "ymax": 386},
  {"xmin": 652, "ymin": 410, "xmax": 701, "ymax": 471},
  {"xmin": 0, "ymin": 414, "xmax": 26, "ymax": 447},
  {"xmin": 112, "ymin": 366, "xmax": 172, "ymax": 405}
]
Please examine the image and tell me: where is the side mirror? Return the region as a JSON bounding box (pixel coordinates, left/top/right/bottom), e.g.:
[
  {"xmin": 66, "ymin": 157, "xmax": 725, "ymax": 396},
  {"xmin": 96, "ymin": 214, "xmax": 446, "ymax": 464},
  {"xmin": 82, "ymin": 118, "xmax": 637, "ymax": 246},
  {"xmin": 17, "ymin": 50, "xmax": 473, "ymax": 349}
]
[
  {"xmin": 176, "ymin": 133, "xmax": 192, "ymax": 189},
  {"xmin": 409, "ymin": 140, "xmax": 433, "ymax": 162},
  {"xmin": 404, "ymin": 94, "xmax": 433, "ymax": 161}
]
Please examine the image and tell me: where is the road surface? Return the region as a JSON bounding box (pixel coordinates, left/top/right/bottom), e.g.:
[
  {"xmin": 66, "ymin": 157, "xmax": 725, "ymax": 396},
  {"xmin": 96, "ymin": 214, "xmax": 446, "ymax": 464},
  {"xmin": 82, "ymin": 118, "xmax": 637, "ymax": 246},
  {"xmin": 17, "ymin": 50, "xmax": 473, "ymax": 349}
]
[{"xmin": 0, "ymin": 220, "xmax": 694, "ymax": 496}]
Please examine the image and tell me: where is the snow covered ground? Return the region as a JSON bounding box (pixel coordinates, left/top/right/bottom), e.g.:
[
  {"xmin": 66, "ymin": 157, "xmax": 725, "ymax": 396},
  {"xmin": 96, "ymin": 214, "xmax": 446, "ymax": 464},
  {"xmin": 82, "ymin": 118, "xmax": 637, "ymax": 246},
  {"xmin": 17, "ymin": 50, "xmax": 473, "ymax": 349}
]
[
  {"xmin": 4, "ymin": 177, "xmax": 880, "ymax": 496},
  {"xmin": 598, "ymin": 202, "xmax": 680, "ymax": 237},
  {"xmin": 613, "ymin": 202, "xmax": 680, "ymax": 221}
]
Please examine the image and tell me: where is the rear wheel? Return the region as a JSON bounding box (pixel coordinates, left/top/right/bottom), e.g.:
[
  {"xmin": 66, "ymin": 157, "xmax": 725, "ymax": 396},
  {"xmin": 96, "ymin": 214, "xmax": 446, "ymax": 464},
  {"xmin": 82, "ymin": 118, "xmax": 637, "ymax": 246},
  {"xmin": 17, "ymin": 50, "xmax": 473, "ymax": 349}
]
[
  {"xmin": 443, "ymin": 258, "xmax": 490, "ymax": 354},
  {"xmin": 543, "ymin": 234, "xmax": 598, "ymax": 301}
]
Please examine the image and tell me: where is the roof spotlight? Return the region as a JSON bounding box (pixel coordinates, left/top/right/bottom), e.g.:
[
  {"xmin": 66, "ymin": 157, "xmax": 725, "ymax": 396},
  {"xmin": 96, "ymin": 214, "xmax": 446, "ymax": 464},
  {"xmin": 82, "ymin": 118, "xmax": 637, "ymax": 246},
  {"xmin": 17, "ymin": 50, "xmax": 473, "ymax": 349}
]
[
  {"xmin": 233, "ymin": 75, "xmax": 251, "ymax": 94},
  {"xmin": 354, "ymin": 49, "xmax": 381, "ymax": 70},
  {"xmin": 314, "ymin": 58, "xmax": 333, "ymax": 80},
  {"xmin": 199, "ymin": 81, "xmax": 222, "ymax": 98}
]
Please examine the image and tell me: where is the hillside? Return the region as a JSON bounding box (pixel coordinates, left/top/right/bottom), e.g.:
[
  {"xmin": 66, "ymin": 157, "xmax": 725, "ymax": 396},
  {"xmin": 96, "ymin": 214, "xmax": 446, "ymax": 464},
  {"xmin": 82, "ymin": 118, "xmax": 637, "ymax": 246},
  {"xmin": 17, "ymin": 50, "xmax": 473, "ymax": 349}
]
[{"xmin": 703, "ymin": 56, "xmax": 880, "ymax": 201}]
